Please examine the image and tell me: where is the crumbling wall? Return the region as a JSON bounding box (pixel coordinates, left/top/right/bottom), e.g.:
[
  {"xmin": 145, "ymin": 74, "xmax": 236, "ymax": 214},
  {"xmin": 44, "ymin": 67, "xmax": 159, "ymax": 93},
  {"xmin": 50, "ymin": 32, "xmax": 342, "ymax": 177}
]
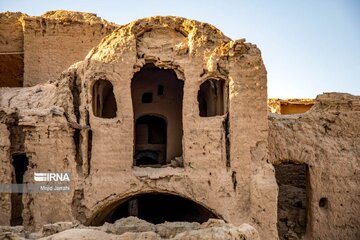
[
  {"xmin": 0, "ymin": 12, "xmax": 24, "ymax": 53},
  {"xmin": 268, "ymin": 98, "xmax": 315, "ymax": 114},
  {"xmin": 0, "ymin": 124, "xmax": 11, "ymax": 225},
  {"xmin": 67, "ymin": 16, "xmax": 277, "ymax": 239},
  {"xmin": 22, "ymin": 11, "xmax": 118, "ymax": 86},
  {"xmin": 0, "ymin": 12, "xmax": 26, "ymax": 87},
  {"xmin": 0, "ymin": 81, "xmax": 79, "ymax": 230},
  {"xmin": 269, "ymin": 93, "xmax": 360, "ymax": 239}
]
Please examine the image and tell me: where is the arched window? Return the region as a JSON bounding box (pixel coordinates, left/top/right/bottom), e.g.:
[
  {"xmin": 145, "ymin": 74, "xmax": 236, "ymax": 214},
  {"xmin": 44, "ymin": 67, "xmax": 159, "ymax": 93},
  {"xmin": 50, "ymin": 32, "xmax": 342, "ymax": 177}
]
[
  {"xmin": 92, "ymin": 80, "xmax": 117, "ymax": 118},
  {"xmin": 197, "ymin": 79, "xmax": 226, "ymax": 117}
]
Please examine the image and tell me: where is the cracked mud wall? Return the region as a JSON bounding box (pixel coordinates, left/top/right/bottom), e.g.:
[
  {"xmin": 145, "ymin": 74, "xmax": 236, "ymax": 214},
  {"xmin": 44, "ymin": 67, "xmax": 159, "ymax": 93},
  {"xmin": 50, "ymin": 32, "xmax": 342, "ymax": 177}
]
[{"xmin": 269, "ymin": 93, "xmax": 360, "ymax": 239}]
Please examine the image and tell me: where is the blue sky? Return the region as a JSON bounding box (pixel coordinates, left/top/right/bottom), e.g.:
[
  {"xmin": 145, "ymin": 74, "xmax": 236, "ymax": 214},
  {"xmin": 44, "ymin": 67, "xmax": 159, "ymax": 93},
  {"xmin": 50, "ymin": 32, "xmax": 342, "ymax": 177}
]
[{"xmin": 1, "ymin": 0, "xmax": 359, "ymax": 98}]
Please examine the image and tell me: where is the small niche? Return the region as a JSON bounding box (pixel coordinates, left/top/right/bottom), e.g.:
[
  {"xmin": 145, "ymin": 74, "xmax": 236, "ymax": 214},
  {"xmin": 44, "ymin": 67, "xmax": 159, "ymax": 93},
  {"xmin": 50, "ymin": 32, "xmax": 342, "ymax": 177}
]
[
  {"xmin": 142, "ymin": 92, "xmax": 153, "ymax": 103},
  {"xmin": 319, "ymin": 197, "xmax": 328, "ymax": 209}
]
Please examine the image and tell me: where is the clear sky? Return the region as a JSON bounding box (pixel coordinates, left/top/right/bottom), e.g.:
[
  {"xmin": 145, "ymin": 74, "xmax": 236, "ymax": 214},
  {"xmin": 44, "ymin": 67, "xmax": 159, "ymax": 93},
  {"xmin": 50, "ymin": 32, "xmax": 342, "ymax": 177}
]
[{"xmin": 1, "ymin": 0, "xmax": 359, "ymax": 98}]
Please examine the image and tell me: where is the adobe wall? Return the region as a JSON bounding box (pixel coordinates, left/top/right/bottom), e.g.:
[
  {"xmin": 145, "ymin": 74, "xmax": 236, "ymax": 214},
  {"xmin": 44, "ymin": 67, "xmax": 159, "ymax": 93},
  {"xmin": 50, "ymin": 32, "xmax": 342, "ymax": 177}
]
[
  {"xmin": 0, "ymin": 123, "xmax": 11, "ymax": 225},
  {"xmin": 21, "ymin": 11, "xmax": 118, "ymax": 87},
  {"xmin": 0, "ymin": 12, "xmax": 25, "ymax": 52},
  {"xmin": 269, "ymin": 93, "xmax": 360, "ymax": 239},
  {"xmin": 0, "ymin": 12, "xmax": 26, "ymax": 87}
]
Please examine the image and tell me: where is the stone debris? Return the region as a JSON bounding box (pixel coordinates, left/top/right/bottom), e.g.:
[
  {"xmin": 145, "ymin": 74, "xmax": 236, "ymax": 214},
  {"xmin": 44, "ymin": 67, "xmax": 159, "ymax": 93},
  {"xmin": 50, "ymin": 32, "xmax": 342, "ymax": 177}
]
[{"xmin": 0, "ymin": 217, "xmax": 259, "ymax": 240}]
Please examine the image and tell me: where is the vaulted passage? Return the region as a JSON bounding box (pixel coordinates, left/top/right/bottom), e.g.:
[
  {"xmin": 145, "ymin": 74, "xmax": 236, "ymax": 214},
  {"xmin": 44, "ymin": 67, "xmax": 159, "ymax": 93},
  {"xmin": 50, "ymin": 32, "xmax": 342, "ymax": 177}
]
[
  {"xmin": 91, "ymin": 193, "xmax": 219, "ymax": 225},
  {"xmin": 275, "ymin": 163, "xmax": 308, "ymax": 240},
  {"xmin": 92, "ymin": 79, "xmax": 117, "ymax": 118},
  {"xmin": 198, "ymin": 79, "xmax": 226, "ymax": 117},
  {"xmin": 131, "ymin": 64, "xmax": 184, "ymax": 167},
  {"xmin": 11, "ymin": 153, "xmax": 29, "ymax": 226}
]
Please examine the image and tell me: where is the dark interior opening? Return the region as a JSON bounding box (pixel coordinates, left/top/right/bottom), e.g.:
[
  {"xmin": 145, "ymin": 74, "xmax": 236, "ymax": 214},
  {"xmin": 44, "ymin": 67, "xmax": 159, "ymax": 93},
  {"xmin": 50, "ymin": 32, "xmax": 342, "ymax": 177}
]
[
  {"xmin": 0, "ymin": 54, "xmax": 24, "ymax": 87},
  {"xmin": 141, "ymin": 92, "xmax": 153, "ymax": 103},
  {"xmin": 11, "ymin": 153, "xmax": 29, "ymax": 226},
  {"xmin": 319, "ymin": 197, "xmax": 328, "ymax": 209},
  {"xmin": 157, "ymin": 85, "xmax": 164, "ymax": 95},
  {"xmin": 92, "ymin": 79, "xmax": 117, "ymax": 118},
  {"xmin": 275, "ymin": 163, "xmax": 309, "ymax": 240},
  {"xmin": 131, "ymin": 64, "xmax": 183, "ymax": 167},
  {"xmin": 135, "ymin": 115, "xmax": 166, "ymax": 166},
  {"xmin": 198, "ymin": 79, "xmax": 226, "ymax": 117},
  {"xmin": 100, "ymin": 193, "xmax": 219, "ymax": 225}
]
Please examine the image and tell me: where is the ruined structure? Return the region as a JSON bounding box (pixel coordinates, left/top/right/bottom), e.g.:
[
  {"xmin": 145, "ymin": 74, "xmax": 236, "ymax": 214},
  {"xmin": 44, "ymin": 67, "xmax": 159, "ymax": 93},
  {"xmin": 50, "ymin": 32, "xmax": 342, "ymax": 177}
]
[
  {"xmin": 0, "ymin": 11, "xmax": 359, "ymax": 240},
  {"xmin": 268, "ymin": 98, "xmax": 315, "ymax": 115}
]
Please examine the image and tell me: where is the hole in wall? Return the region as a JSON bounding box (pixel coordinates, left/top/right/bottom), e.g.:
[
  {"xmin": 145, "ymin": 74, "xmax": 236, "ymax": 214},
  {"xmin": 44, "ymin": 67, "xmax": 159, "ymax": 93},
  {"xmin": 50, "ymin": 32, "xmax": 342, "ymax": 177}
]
[
  {"xmin": 92, "ymin": 79, "xmax": 117, "ymax": 118},
  {"xmin": 275, "ymin": 163, "xmax": 308, "ymax": 240},
  {"xmin": 319, "ymin": 197, "xmax": 328, "ymax": 209}
]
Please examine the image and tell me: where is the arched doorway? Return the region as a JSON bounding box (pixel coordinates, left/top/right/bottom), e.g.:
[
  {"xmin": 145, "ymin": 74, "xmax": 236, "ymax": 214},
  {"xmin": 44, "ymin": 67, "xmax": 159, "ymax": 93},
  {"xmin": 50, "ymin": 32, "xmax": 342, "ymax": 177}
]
[
  {"xmin": 134, "ymin": 115, "xmax": 167, "ymax": 166},
  {"xmin": 89, "ymin": 192, "xmax": 220, "ymax": 225},
  {"xmin": 131, "ymin": 64, "xmax": 184, "ymax": 167}
]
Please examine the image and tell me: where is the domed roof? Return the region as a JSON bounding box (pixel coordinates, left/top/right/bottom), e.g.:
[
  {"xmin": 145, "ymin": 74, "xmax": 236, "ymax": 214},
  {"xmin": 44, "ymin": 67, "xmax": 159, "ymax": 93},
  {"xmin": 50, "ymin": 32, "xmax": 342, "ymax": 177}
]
[{"xmin": 87, "ymin": 16, "xmax": 232, "ymax": 63}]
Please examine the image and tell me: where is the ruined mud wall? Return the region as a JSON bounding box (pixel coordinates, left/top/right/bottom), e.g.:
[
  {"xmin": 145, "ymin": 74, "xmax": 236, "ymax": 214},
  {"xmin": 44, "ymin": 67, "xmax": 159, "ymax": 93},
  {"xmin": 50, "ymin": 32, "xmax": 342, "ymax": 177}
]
[
  {"xmin": 268, "ymin": 98, "xmax": 315, "ymax": 115},
  {"xmin": 269, "ymin": 93, "xmax": 360, "ymax": 239},
  {"xmin": 22, "ymin": 11, "xmax": 118, "ymax": 86},
  {"xmin": 0, "ymin": 124, "xmax": 11, "ymax": 225},
  {"xmin": 68, "ymin": 16, "xmax": 277, "ymax": 239},
  {"xmin": 1, "ymin": 13, "xmax": 278, "ymax": 237},
  {"xmin": 0, "ymin": 12, "xmax": 26, "ymax": 87},
  {"xmin": 0, "ymin": 12, "xmax": 24, "ymax": 52},
  {"xmin": 0, "ymin": 80, "xmax": 80, "ymax": 230}
]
